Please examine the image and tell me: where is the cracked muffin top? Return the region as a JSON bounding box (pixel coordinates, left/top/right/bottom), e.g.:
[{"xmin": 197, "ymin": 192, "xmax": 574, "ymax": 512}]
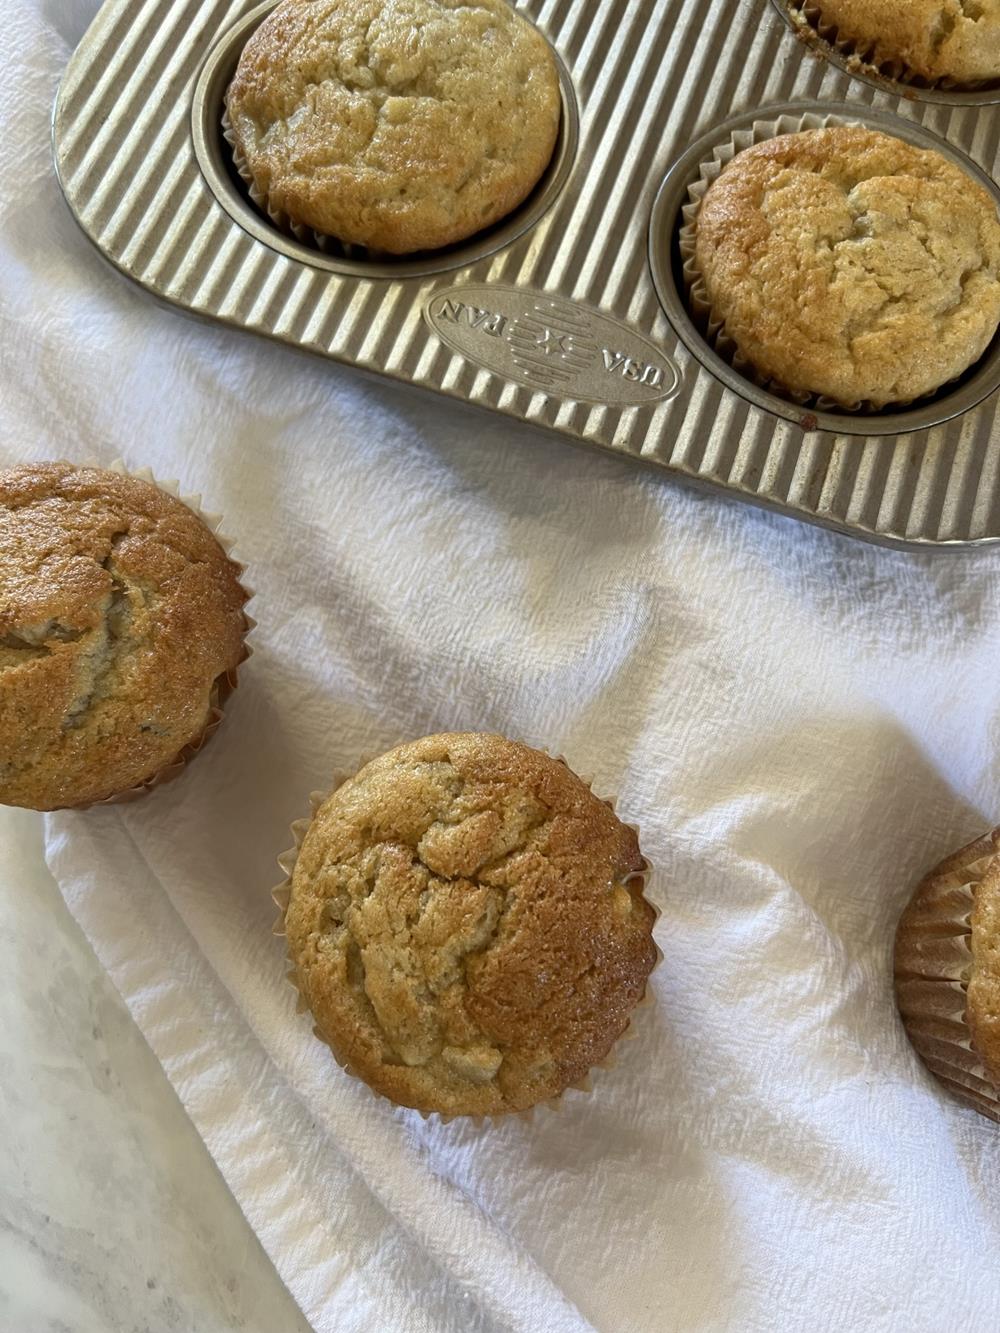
[
  {"xmin": 0, "ymin": 463, "xmax": 248, "ymax": 811},
  {"xmin": 284, "ymin": 733, "xmax": 657, "ymax": 1116},
  {"xmin": 224, "ymin": 0, "xmax": 561, "ymax": 254},
  {"xmin": 693, "ymin": 126, "xmax": 1000, "ymax": 408},
  {"xmin": 812, "ymin": 0, "xmax": 1000, "ymax": 86}
]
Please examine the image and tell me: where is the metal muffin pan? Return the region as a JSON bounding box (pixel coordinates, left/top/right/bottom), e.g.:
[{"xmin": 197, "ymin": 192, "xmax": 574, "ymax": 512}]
[
  {"xmin": 770, "ymin": 0, "xmax": 1000, "ymax": 106},
  {"xmin": 649, "ymin": 100, "xmax": 1000, "ymax": 438},
  {"xmin": 53, "ymin": 0, "xmax": 1000, "ymax": 549}
]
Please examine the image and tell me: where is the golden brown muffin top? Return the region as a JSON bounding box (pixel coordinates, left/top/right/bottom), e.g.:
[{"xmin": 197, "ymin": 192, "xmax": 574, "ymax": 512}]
[
  {"xmin": 285, "ymin": 733, "xmax": 657, "ymax": 1116},
  {"xmin": 225, "ymin": 0, "xmax": 561, "ymax": 254},
  {"xmin": 694, "ymin": 126, "xmax": 1000, "ymax": 407},
  {"xmin": 813, "ymin": 0, "xmax": 1000, "ymax": 86},
  {"xmin": 0, "ymin": 463, "xmax": 248, "ymax": 810}
]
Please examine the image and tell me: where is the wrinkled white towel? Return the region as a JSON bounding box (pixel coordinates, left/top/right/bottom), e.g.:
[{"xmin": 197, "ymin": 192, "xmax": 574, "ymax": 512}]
[{"xmin": 6, "ymin": 1, "xmax": 1000, "ymax": 1330}]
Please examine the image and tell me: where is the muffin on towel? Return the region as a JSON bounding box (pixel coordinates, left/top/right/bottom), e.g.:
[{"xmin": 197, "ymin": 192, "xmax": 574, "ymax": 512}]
[
  {"xmin": 225, "ymin": 0, "xmax": 561, "ymax": 254},
  {"xmin": 693, "ymin": 126, "xmax": 1000, "ymax": 408},
  {"xmin": 0, "ymin": 462, "xmax": 249, "ymax": 811},
  {"xmin": 811, "ymin": 0, "xmax": 1000, "ymax": 86},
  {"xmin": 280, "ymin": 733, "xmax": 658, "ymax": 1117},
  {"xmin": 896, "ymin": 828, "xmax": 1000, "ymax": 1123}
]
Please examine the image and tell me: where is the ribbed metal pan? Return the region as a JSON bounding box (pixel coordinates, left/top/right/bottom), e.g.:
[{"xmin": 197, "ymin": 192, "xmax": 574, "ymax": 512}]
[{"xmin": 52, "ymin": 0, "xmax": 1000, "ymax": 550}]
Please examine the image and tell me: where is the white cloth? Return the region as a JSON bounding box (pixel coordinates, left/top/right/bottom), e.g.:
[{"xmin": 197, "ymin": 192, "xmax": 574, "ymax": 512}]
[{"xmin": 7, "ymin": 2, "xmax": 1000, "ymax": 1330}]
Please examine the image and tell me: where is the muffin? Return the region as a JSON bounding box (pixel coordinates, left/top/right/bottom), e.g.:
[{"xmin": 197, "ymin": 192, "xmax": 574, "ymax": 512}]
[
  {"xmin": 693, "ymin": 126, "xmax": 1000, "ymax": 408},
  {"xmin": 280, "ymin": 733, "xmax": 658, "ymax": 1117},
  {"xmin": 895, "ymin": 828, "xmax": 1000, "ymax": 1122},
  {"xmin": 225, "ymin": 0, "xmax": 561, "ymax": 255},
  {"xmin": 0, "ymin": 463, "xmax": 249, "ymax": 811},
  {"xmin": 810, "ymin": 0, "xmax": 1000, "ymax": 86}
]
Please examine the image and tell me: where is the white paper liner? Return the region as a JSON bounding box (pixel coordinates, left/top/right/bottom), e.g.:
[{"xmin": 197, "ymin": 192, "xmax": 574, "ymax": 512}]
[
  {"xmin": 677, "ymin": 110, "xmax": 983, "ymax": 416},
  {"xmin": 56, "ymin": 458, "xmax": 255, "ymax": 812},
  {"xmin": 271, "ymin": 744, "xmax": 662, "ymax": 1124},
  {"xmin": 894, "ymin": 829, "xmax": 1000, "ymax": 1124},
  {"xmin": 785, "ymin": 1, "xmax": 1000, "ymax": 94}
]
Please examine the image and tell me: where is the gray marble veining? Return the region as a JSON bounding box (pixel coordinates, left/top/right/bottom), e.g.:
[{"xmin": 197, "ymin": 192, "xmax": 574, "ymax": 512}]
[{"xmin": 0, "ymin": 809, "xmax": 311, "ymax": 1333}]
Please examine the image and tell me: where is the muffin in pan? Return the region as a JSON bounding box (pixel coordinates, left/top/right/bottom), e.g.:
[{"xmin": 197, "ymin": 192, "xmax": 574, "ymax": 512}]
[
  {"xmin": 692, "ymin": 125, "xmax": 1000, "ymax": 409},
  {"xmin": 225, "ymin": 0, "xmax": 562, "ymax": 255},
  {"xmin": 280, "ymin": 733, "xmax": 658, "ymax": 1118},
  {"xmin": 0, "ymin": 462, "xmax": 250, "ymax": 811},
  {"xmin": 895, "ymin": 828, "xmax": 1000, "ymax": 1123},
  {"xmin": 808, "ymin": 0, "xmax": 1000, "ymax": 87}
]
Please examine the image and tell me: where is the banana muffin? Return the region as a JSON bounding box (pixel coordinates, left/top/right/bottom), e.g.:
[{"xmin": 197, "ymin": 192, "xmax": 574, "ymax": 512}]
[
  {"xmin": 812, "ymin": 0, "xmax": 1000, "ymax": 86},
  {"xmin": 895, "ymin": 828, "xmax": 1000, "ymax": 1123},
  {"xmin": 693, "ymin": 125, "xmax": 1000, "ymax": 408},
  {"xmin": 225, "ymin": 0, "xmax": 561, "ymax": 254},
  {"xmin": 0, "ymin": 462, "xmax": 249, "ymax": 811},
  {"xmin": 282, "ymin": 733, "xmax": 658, "ymax": 1117}
]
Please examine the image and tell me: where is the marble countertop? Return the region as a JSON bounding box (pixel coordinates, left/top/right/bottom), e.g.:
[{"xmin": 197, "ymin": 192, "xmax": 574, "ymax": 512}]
[{"xmin": 0, "ymin": 809, "xmax": 311, "ymax": 1333}]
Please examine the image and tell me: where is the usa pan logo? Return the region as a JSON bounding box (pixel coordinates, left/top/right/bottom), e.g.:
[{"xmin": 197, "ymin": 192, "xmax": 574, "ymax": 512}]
[{"xmin": 426, "ymin": 285, "xmax": 681, "ymax": 406}]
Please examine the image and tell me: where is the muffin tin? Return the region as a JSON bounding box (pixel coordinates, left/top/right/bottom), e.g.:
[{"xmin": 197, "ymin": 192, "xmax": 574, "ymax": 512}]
[{"xmin": 52, "ymin": 0, "xmax": 1000, "ymax": 549}]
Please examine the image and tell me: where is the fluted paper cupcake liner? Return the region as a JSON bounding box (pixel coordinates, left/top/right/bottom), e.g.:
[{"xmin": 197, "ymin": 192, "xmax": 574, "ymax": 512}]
[
  {"xmin": 786, "ymin": 1, "xmax": 1000, "ymax": 94},
  {"xmin": 271, "ymin": 748, "xmax": 661, "ymax": 1124},
  {"xmin": 677, "ymin": 110, "xmax": 978, "ymax": 415},
  {"xmin": 63, "ymin": 458, "xmax": 255, "ymax": 812},
  {"xmin": 894, "ymin": 829, "xmax": 1000, "ymax": 1123}
]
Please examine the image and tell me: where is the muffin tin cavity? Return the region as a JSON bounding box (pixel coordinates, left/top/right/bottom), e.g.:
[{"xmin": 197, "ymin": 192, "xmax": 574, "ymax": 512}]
[
  {"xmin": 192, "ymin": 1, "xmax": 579, "ymax": 281},
  {"xmin": 648, "ymin": 101, "xmax": 1000, "ymax": 438},
  {"xmin": 769, "ymin": 1, "xmax": 1000, "ymax": 106}
]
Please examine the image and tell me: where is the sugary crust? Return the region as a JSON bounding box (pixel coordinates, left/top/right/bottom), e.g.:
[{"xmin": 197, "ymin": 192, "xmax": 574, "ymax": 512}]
[
  {"xmin": 0, "ymin": 463, "xmax": 248, "ymax": 810},
  {"xmin": 814, "ymin": 0, "xmax": 1000, "ymax": 85},
  {"xmin": 225, "ymin": 0, "xmax": 561, "ymax": 254},
  {"xmin": 694, "ymin": 126, "xmax": 1000, "ymax": 407},
  {"xmin": 285, "ymin": 733, "xmax": 657, "ymax": 1115}
]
